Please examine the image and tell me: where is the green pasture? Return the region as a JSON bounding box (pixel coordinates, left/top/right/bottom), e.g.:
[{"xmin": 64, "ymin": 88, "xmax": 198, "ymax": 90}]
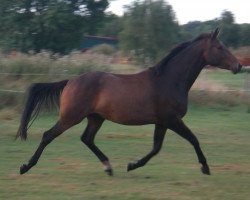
[
  {"xmin": 0, "ymin": 105, "xmax": 250, "ymax": 200},
  {"xmin": 0, "ymin": 61, "xmax": 250, "ymax": 199}
]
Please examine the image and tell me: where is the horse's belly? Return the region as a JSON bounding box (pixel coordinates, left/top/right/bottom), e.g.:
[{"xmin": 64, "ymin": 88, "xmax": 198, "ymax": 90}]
[
  {"xmin": 94, "ymin": 97, "xmax": 156, "ymax": 125},
  {"xmin": 108, "ymin": 111, "xmax": 156, "ymax": 125}
]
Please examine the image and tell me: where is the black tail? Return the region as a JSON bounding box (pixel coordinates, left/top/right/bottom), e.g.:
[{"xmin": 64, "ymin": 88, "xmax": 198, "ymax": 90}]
[{"xmin": 16, "ymin": 80, "xmax": 69, "ymax": 140}]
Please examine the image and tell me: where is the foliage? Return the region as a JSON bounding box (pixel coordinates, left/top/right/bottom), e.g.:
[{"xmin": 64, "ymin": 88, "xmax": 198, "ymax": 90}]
[
  {"xmin": 89, "ymin": 44, "xmax": 116, "ymax": 55},
  {"xmin": 181, "ymin": 20, "xmax": 219, "ymax": 40},
  {"xmin": 0, "ymin": 0, "xmax": 109, "ymax": 54},
  {"xmin": 120, "ymin": 0, "xmax": 179, "ymax": 65},
  {"xmin": 219, "ymin": 10, "xmax": 240, "ymax": 48},
  {"xmin": 239, "ymin": 24, "xmax": 250, "ymax": 46},
  {"xmin": 181, "ymin": 11, "xmax": 250, "ymax": 49},
  {"xmin": 97, "ymin": 13, "xmax": 123, "ymax": 37},
  {"xmin": 1, "ymin": 0, "xmax": 250, "ymax": 58}
]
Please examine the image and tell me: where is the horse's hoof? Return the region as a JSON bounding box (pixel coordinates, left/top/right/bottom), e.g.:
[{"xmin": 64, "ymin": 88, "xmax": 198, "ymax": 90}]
[
  {"xmin": 201, "ymin": 165, "xmax": 211, "ymax": 175},
  {"xmin": 127, "ymin": 162, "xmax": 136, "ymax": 172},
  {"xmin": 20, "ymin": 164, "xmax": 29, "ymax": 175},
  {"xmin": 105, "ymin": 168, "xmax": 113, "ymax": 176}
]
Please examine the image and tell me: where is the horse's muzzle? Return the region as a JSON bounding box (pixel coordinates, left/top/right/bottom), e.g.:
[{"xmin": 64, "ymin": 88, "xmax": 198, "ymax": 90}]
[{"xmin": 232, "ymin": 63, "xmax": 242, "ymax": 74}]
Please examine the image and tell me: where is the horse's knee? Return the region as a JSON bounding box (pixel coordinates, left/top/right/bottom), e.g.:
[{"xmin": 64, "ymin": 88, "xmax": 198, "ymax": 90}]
[{"xmin": 81, "ymin": 135, "xmax": 93, "ymax": 147}]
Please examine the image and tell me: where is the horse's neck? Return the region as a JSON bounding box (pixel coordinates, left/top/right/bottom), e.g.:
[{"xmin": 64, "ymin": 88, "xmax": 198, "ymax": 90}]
[{"xmin": 165, "ymin": 43, "xmax": 206, "ymax": 92}]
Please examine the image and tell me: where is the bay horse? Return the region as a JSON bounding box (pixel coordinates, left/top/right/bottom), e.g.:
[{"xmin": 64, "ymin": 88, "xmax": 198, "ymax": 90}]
[{"xmin": 16, "ymin": 28, "xmax": 242, "ymax": 176}]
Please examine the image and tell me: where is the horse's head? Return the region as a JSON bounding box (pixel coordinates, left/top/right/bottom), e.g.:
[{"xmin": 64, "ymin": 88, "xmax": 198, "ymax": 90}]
[{"xmin": 203, "ymin": 28, "xmax": 242, "ymax": 74}]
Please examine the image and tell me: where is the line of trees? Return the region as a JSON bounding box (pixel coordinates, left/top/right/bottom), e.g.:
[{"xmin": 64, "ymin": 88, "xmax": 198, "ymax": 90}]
[
  {"xmin": 0, "ymin": 0, "xmax": 250, "ymax": 63},
  {"xmin": 0, "ymin": 0, "xmax": 108, "ymax": 53},
  {"xmin": 180, "ymin": 10, "xmax": 250, "ymax": 48}
]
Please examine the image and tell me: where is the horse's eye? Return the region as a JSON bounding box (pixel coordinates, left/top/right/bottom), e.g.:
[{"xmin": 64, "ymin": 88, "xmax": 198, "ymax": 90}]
[{"xmin": 217, "ymin": 46, "xmax": 223, "ymax": 50}]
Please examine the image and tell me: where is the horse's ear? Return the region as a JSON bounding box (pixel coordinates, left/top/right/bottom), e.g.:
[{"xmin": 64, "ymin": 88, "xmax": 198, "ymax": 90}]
[{"xmin": 211, "ymin": 28, "xmax": 220, "ymax": 40}]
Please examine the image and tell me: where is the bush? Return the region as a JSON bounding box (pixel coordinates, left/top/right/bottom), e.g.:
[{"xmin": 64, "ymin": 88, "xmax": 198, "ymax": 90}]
[{"xmin": 89, "ymin": 44, "xmax": 116, "ymax": 55}]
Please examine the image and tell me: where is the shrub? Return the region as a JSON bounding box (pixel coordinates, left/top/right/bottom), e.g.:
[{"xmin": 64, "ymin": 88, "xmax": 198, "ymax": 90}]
[{"xmin": 88, "ymin": 44, "xmax": 116, "ymax": 55}]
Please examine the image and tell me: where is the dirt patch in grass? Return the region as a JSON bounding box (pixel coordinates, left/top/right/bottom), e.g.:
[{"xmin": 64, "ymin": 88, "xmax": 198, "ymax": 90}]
[
  {"xmin": 8, "ymin": 173, "xmax": 45, "ymax": 180},
  {"xmin": 213, "ymin": 163, "xmax": 250, "ymax": 174},
  {"xmin": 57, "ymin": 163, "xmax": 83, "ymax": 171},
  {"xmin": 104, "ymin": 133, "xmax": 150, "ymax": 139}
]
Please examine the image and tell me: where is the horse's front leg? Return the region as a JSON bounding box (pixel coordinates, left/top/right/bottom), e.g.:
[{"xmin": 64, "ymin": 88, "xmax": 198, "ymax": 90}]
[
  {"xmin": 169, "ymin": 118, "xmax": 210, "ymax": 175},
  {"xmin": 127, "ymin": 124, "xmax": 167, "ymax": 171}
]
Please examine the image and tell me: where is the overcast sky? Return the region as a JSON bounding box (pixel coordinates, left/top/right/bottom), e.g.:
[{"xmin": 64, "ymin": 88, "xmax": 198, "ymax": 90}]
[{"xmin": 107, "ymin": 0, "xmax": 250, "ymax": 24}]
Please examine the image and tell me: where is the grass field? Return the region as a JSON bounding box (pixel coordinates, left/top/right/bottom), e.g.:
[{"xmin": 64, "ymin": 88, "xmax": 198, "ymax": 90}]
[
  {"xmin": 0, "ymin": 59, "xmax": 250, "ymax": 199},
  {"xmin": 0, "ymin": 105, "xmax": 250, "ymax": 200}
]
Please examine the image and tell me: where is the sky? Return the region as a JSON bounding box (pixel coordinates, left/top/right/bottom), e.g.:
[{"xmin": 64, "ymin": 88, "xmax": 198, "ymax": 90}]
[{"xmin": 107, "ymin": 0, "xmax": 250, "ymax": 25}]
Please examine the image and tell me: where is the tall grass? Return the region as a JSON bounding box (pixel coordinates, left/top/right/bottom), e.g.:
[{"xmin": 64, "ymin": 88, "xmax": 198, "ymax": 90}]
[{"xmin": 0, "ymin": 50, "xmax": 113, "ymax": 76}]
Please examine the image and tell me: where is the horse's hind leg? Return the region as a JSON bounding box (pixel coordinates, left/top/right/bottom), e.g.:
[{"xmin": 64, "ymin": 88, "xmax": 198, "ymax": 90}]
[
  {"xmin": 20, "ymin": 121, "xmax": 68, "ymax": 174},
  {"xmin": 80, "ymin": 114, "xmax": 113, "ymax": 176},
  {"xmin": 127, "ymin": 124, "xmax": 167, "ymax": 172}
]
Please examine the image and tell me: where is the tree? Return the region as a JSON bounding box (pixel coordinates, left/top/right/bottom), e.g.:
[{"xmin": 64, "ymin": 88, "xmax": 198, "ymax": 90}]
[
  {"xmin": 0, "ymin": 0, "xmax": 109, "ymax": 53},
  {"xmin": 181, "ymin": 20, "xmax": 219, "ymax": 41},
  {"xmin": 84, "ymin": 0, "xmax": 109, "ymax": 35},
  {"xmin": 219, "ymin": 10, "xmax": 240, "ymax": 48},
  {"xmin": 97, "ymin": 13, "xmax": 123, "ymax": 37},
  {"xmin": 31, "ymin": 2, "xmax": 84, "ymax": 53},
  {"xmin": 120, "ymin": 0, "xmax": 179, "ymax": 64},
  {"xmin": 239, "ymin": 24, "xmax": 250, "ymax": 46}
]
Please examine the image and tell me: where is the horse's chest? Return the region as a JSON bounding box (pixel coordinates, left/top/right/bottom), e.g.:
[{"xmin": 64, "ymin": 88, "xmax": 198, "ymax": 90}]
[{"xmin": 158, "ymin": 95, "xmax": 188, "ymax": 119}]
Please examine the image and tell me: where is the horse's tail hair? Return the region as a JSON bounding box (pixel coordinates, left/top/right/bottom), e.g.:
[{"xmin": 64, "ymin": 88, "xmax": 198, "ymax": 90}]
[{"xmin": 16, "ymin": 80, "xmax": 69, "ymax": 140}]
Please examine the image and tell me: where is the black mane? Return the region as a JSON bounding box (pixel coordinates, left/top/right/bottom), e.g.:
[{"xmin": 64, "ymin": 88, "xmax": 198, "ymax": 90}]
[{"xmin": 151, "ymin": 33, "xmax": 211, "ymax": 75}]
